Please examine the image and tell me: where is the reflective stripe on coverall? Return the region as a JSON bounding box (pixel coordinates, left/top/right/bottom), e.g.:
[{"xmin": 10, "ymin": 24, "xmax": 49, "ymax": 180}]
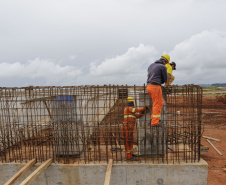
[
  {"xmin": 146, "ymin": 84, "xmax": 164, "ymax": 126},
  {"xmin": 121, "ymin": 106, "xmax": 145, "ymax": 159}
]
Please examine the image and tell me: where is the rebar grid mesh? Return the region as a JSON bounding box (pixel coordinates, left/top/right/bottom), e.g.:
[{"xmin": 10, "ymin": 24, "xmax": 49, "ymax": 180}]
[{"xmin": 0, "ymin": 85, "xmax": 202, "ymax": 164}]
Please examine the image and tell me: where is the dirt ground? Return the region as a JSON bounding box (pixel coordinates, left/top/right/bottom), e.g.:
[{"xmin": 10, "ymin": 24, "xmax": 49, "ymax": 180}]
[{"xmin": 201, "ymin": 93, "xmax": 226, "ymax": 185}]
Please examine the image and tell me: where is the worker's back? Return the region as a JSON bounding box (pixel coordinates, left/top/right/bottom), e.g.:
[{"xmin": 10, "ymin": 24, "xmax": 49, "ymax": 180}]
[{"xmin": 147, "ymin": 60, "xmax": 167, "ymax": 85}]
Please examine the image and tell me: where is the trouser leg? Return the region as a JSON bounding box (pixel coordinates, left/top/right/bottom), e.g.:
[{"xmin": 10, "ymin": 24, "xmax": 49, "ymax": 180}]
[
  {"xmin": 125, "ymin": 126, "xmax": 133, "ymax": 159},
  {"xmin": 147, "ymin": 84, "xmax": 164, "ymax": 126},
  {"xmin": 121, "ymin": 125, "xmax": 125, "ymax": 138}
]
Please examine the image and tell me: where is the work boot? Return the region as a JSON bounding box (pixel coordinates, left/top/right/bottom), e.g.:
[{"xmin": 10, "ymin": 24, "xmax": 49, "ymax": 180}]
[
  {"xmin": 152, "ymin": 122, "xmax": 164, "ymax": 129},
  {"xmin": 127, "ymin": 156, "xmax": 138, "ymax": 161}
]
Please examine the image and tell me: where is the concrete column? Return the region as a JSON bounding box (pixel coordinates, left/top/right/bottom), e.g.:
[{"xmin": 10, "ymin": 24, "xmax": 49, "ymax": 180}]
[
  {"xmin": 138, "ymin": 91, "xmax": 167, "ymax": 157},
  {"xmin": 52, "ymin": 95, "xmax": 84, "ymax": 156}
]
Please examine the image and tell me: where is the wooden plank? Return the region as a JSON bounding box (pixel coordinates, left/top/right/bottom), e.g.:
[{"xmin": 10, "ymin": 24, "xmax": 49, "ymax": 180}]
[
  {"xmin": 200, "ymin": 144, "xmax": 209, "ymax": 155},
  {"xmin": 206, "ymin": 139, "xmax": 223, "ymax": 156},
  {"xmin": 4, "ymin": 159, "xmax": 37, "ymax": 185},
  {"xmin": 43, "ymin": 100, "xmax": 52, "ymax": 119},
  {"xmin": 200, "ymin": 144, "xmax": 209, "ymax": 150},
  {"xmin": 20, "ymin": 158, "xmax": 53, "ymax": 185},
  {"xmin": 104, "ymin": 159, "xmax": 113, "ymax": 185},
  {"xmin": 34, "ymin": 117, "xmax": 51, "ymax": 125},
  {"xmin": 112, "ymin": 134, "xmax": 120, "ymax": 148},
  {"xmin": 202, "ymin": 136, "xmax": 220, "ymax": 142},
  {"xmin": 168, "ymin": 144, "xmax": 190, "ymax": 152},
  {"xmin": 200, "ymin": 150, "xmax": 209, "ymax": 155},
  {"xmin": 111, "ymin": 134, "xmax": 123, "ymax": 151}
]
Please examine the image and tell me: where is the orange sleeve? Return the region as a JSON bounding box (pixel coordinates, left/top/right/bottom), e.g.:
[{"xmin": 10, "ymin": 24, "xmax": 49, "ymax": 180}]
[
  {"xmin": 124, "ymin": 107, "xmax": 146, "ymax": 119},
  {"xmin": 134, "ymin": 107, "xmax": 146, "ymax": 119},
  {"xmin": 134, "ymin": 113, "xmax": 142, "ymax": 119},
  {"xmin": 135, "ymin": 107, "xmax": 146, "ymax": 113}
]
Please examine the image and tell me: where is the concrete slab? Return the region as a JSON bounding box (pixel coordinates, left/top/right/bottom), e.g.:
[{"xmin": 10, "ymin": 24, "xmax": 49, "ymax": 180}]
[{"xmin": 0, "ymin": 159, "xmax": 208, "ymax": 185}]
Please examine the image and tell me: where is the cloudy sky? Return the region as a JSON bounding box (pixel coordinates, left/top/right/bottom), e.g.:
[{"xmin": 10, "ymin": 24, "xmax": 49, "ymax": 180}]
[{"xmin": 0, "ymin": 0, "xmax": 226, "ymax": 87}]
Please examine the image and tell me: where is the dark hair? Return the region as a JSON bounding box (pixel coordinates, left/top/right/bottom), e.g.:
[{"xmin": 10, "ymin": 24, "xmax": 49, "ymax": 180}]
[{"xmin": 170, "ymin": 62, "xmax": 176, "ymax": 70}]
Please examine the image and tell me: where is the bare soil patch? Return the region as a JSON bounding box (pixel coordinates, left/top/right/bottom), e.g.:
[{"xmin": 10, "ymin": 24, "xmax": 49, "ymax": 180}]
[{"xmin": 201, "ymin": 94, "xmax": 226, "ymax": 185}]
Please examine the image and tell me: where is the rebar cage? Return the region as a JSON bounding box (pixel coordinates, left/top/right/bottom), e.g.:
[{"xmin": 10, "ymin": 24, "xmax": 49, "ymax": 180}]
[{"xmin": 0, "ymin": 85, "xmax": 202, "ymax": 164}]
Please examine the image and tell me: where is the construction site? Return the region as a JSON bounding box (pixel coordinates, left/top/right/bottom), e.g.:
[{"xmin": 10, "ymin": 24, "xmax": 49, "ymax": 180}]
[{"xmin": 0, "ymin": 84, "xmax": 225, "ymax": 185}]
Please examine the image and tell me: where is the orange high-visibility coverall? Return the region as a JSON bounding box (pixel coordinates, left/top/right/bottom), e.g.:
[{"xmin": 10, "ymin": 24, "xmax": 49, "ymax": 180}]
[
  {"xmin": 146, "ymin": 84, "xmax": 164, "ymax": 126},
  {"xmin": 121, "ymin": 106, "xmax": 146, "ymax": 159}
]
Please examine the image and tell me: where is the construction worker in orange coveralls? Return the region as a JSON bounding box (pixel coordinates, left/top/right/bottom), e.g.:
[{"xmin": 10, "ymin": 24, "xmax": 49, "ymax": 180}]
[
  {"xmin": 121, "ymin": 97, "xmax": 149, "ymax": 160},
  {"xmin": 147, "ymin": 54, "xmax": 168, "ymax": 126}
]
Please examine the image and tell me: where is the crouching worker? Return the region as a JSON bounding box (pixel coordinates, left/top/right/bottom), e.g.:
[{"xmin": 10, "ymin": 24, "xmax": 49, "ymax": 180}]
[
  {"xmin": 169, "ymin": 62, "xmax": 176, "ymax": 85},
  {"xmin": 121, "ymin": 97, "xmax": 149, "ymax": 160}
]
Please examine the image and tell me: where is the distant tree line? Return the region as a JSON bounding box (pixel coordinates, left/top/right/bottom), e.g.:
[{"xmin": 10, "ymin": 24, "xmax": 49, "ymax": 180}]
[{"xmin": 211, "ymin": 83, "xmax": 226, "ymax": 87}]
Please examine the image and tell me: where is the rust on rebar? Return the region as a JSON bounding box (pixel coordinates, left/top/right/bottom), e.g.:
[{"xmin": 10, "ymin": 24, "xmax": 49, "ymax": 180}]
[{"xmin": 0, "ymin": 85, "xmax": 203, "ymax": 164}]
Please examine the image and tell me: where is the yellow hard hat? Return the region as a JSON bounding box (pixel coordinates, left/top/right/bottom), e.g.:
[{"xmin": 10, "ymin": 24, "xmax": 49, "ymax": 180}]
[
  {"xmin": 161, "ymin": 54, "xmax": 170, "ymax": 63},
  {"xmin": 127, "ymin": 97, "xmax": 134, "ymax": 102}
]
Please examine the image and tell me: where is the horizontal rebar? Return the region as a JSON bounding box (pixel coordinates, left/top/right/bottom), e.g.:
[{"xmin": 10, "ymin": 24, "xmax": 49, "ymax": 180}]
[{"xmin": 0, "ymin": 85, "xmax": 203, "ymax": 164}]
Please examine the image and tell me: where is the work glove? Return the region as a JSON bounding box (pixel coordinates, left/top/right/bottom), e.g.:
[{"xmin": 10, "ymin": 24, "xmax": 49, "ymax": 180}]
[
  {"xmin": 164, "ymin": 85, "xmax": 169, "ymax": 89},
  {"xmin": 146, "ymin": 103, "xmax": 151, "ymax": 109}
]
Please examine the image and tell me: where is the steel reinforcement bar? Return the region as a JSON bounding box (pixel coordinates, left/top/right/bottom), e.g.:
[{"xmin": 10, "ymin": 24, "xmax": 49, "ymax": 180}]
[{"xmin": 0, "ymin": 85, "xmax": 202, "ymax": 164}]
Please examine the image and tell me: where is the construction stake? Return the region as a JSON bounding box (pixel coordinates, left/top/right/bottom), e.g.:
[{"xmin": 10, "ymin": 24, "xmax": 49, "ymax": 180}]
[
  {"xmin": 104, "ymin": 159, "xmax": 113, "ymax": 185},
  {"xmin": 20, "ymin": 158, "xmax": 53, "ymax": 185},
  {"xmin": 4, "ymin": 159, "xmax": 36, "ymax": 185},
  {"xmin": 202, "ymin": 136, "xmax": 221, "ymax": 142},
  {"xmin": 206, "ymin": 139, "xmax": 223, "ymax": 156}
]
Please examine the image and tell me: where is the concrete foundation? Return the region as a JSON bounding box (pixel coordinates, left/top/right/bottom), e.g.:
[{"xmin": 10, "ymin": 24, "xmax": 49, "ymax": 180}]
[{"xmin": 0, "ymin": 159, "xmax": 208, "ymax": 185}]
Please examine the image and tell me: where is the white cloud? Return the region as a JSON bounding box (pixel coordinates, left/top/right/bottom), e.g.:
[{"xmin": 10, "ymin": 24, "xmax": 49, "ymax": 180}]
[
  {"xmin": 68, "ymin": 55, "xmax": 77, "ymax": 60},
  {"xmin": 1, "ymin": 0, "xmax": 226, "ymax": 86},
  {"xmin": 0, "ymin": 58, "xmax": 82, "ymax": 86},
  {"xmin": 90, "ymin": 44, "xmax": 158, "ymax": 76},
  {"xmin": 82, "ymin": 44, "xmax": 160, "ymax": 85},
  {"xmin": 170, "ymin": 30, "xmax": 226, "ymax": 84},
  {"xmin": 2, "ymin": 29, "xmax": 226, "ymax": 87}
]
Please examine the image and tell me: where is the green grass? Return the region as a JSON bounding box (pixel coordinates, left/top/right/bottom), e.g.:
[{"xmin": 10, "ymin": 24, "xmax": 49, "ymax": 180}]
[
  {"xmin": 206, "ymin": 93, "xmax": 226, "ymax": 96},
  {"xmin": 202, "ymin": 87, "xmax": 221, "ymax": 92}
]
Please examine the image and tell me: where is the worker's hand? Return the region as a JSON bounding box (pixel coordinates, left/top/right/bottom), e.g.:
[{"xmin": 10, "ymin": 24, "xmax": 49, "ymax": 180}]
[
  {"xmin": 164, "ymin": 85, "xmax": 169, "ymax": 89},
  {"xmin": 146, "ymin": 103, "xmax": 151, "ymax": 109},
  {"xmin": 164, "ymin": 86, "xmax": 172, "ymax": 94}
]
